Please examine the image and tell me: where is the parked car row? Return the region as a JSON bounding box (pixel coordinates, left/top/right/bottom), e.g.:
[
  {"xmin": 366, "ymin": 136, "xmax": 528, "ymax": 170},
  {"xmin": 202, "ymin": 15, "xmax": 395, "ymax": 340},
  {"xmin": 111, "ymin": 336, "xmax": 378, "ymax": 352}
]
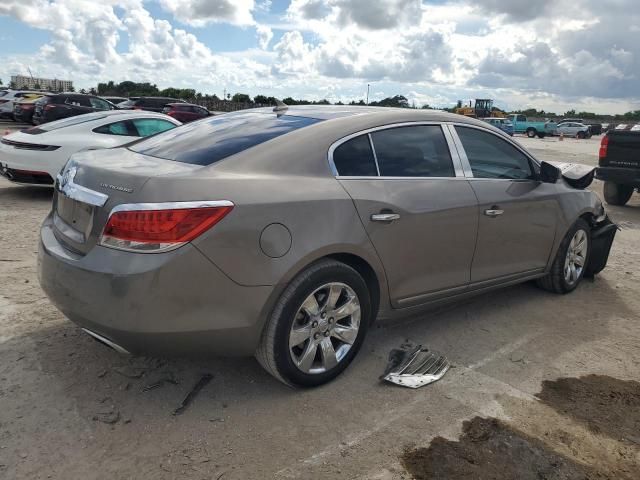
[{"xmin": 1, "ymin": 89, "xmax": 213, "ymax": 126}]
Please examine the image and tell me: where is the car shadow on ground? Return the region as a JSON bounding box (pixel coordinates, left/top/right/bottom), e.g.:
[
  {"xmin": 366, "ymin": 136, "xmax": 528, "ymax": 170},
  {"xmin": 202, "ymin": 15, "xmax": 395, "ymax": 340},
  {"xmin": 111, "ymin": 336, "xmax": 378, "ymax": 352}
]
[{"xmin": 2, "ymin": 273, "xmax": 633, "ymax": 418}]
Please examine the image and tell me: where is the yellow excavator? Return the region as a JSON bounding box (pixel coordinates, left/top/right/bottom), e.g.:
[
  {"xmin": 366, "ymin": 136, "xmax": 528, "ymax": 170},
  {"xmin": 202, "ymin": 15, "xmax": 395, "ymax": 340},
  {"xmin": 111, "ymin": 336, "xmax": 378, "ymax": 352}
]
[{"xmin": 455, "ymin": 99, "xmax": 506, "ymax": 118}]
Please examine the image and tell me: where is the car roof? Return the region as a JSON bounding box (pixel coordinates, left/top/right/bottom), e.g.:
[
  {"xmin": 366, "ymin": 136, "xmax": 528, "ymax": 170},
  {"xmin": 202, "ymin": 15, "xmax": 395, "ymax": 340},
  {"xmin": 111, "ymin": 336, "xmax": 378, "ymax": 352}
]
[{"xmin": 166, "ymin": 102, "xmax": 205, "ymax": 107}]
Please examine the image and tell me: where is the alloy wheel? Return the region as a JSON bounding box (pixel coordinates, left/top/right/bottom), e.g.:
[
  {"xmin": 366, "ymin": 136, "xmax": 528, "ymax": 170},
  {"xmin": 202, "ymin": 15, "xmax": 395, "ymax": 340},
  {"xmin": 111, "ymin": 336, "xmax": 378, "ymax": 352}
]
[
  {"xmin": 289, "ymin": 282, "xmax": 361, "ymax": 374},
  {"xmin": 564, "ymin": 229, "xmax": 588, "ymax": 285}
]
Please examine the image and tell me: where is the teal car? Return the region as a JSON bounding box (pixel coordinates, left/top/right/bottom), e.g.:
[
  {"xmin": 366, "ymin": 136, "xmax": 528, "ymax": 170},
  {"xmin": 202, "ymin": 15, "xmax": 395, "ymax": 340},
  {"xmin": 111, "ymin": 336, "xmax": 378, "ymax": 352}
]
[{"xmin": 508, "ymin": 114, "xmax": 557, "ymax": 138}]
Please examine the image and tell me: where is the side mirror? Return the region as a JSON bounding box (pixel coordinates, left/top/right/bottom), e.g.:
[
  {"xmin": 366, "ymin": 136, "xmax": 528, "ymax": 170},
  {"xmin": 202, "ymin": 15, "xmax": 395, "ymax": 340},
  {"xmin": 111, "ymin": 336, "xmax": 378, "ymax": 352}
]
[{"xmin": 539, "ymin": 161, "xmax": 560, "ymax": 183}]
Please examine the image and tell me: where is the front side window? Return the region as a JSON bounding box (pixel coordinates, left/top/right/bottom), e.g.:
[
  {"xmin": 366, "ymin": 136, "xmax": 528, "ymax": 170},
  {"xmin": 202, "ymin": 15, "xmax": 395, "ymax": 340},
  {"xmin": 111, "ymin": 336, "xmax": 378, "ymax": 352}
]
[
  {"xmin": 131, "ymin": 118, "xmax": 176, "ymax": 137},
  {"xmin": 90, "ymin": 97, "xmax": 110, "ymax": 110},
  {"xmin": 370, "ymin": 125, "xmax": 455, "ymax": 177},
  {"xmin": 456, "ymin": 126, "xmax": 534, "ymax": 180},
  {"xmin": 332, "ymin": 134, "xmax": 377, "ymax": 176}
]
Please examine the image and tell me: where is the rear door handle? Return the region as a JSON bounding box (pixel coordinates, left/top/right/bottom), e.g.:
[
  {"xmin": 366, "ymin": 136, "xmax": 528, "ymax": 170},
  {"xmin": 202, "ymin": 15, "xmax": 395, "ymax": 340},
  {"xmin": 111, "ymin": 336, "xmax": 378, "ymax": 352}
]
[
  {"xmin": 371, "ymin": 213, "xmax": 400, "ymax": 222},
  {"xmin": 484, "ymin": 208, "xmax": 504, "ymax": 217}
]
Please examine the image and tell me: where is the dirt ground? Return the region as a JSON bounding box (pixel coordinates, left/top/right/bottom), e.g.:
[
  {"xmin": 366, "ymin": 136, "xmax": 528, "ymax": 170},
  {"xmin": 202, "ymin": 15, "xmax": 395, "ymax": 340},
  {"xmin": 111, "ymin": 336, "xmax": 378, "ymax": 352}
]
[{"xmin": 1, "ymin": 131, "xmax": 639, "ymax": 479}]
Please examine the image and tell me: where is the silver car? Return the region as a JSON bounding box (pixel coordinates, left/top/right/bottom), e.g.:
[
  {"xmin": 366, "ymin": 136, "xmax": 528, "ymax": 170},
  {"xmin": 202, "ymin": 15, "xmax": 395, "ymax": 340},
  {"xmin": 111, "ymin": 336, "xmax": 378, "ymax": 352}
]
[
  {"xmin": 38, "ymin": 106, "xmax": 616, "ymax": 387},
  {"xmin": 557, "ymin": 122, "xmax": 592, "ymax": 138}
]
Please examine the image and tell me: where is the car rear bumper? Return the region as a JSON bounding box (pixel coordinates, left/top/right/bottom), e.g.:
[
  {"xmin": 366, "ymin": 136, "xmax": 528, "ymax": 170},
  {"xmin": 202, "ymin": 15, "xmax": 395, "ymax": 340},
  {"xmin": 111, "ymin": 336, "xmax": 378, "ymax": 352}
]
[
  {"xmin": 37, "ymin": 214, "xmax": 275, "ymax": 356},
  {"xmin": 595, "ymin": 166, "xmax": 640, "ymax": 187}
]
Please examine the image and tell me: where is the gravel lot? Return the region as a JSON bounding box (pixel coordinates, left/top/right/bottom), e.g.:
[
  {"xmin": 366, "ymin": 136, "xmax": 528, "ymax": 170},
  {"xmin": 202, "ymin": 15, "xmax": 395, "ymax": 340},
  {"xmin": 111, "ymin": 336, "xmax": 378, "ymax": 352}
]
[{"xmin": 1, "ymin": 132, "xmax": 639, "ymax": 479}]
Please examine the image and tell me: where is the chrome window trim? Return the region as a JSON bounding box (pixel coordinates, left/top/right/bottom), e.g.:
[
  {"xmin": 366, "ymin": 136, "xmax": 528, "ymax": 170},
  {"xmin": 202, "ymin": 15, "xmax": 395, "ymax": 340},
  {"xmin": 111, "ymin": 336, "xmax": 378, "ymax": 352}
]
[
  {"xmin": 446, "ymin": 122, "xmax": 541, "ymax": 181},
  {"xmin": 327, "ymin": 122, "xmax": 465, "ymax": 179},
  {"xmin": 108, "ymin": 200, "xmax": 234, "ymax": 217},
  {"xmin": 367, "ymin": 133, "xmax": 381, "ymax": 176}
]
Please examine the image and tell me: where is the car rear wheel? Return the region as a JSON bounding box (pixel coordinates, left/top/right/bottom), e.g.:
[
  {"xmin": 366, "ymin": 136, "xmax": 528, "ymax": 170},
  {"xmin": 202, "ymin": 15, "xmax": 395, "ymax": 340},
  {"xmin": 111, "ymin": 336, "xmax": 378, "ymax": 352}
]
[
  {"xmin": 537, "ymin": 132, "xmax": 546, "ymax": 139},
  {"xmin": 256, "ymin": 259, "xmax": 371, "ymax": 387},
  {"xmin": 536, "ymin": 219, "xmax": 590, "ymax": 294},
  {"xmin": 603, "ymin": 181, "xmax": 634, "ymax": 206},
  {"xmin": 526, "ymin": 128, "xmax": 537, "ymax": 138},
  {"xmin": 577, "ymin": 131, "xmax": 586, "ymax": 139}
]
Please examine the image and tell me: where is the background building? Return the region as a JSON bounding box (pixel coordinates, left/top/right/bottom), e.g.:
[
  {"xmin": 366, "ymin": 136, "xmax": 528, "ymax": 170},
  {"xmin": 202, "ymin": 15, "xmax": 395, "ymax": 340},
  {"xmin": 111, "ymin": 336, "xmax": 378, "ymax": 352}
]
[{"xmin": 10, "ymin": 75, "xmax": 73, "ymax": 91}]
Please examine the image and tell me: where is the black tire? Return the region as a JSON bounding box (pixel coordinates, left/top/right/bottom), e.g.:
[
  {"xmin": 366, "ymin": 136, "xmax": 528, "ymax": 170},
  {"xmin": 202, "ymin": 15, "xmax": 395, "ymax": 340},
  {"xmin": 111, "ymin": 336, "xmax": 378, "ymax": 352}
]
[
  {"xmin": 256, "ymin": 259, "xmax": 371, "ymax": 388},
  {"xmin": 536, "ymin": 219, "xmax": 591, "ymax": 294},
  {"xmin": 526, "ymin": 128, "xmax": 537, "ymax": 138},
  {"xmin": 603, "ymin": 181, "xmax": 633, "ymax": 206},
  {"xmin": 537, "ymin": 132, "xmax": 546, "ymax": 139},
  {"xmin": 577, "ymin": 131, "xmax": 586, "ymax": 139}
]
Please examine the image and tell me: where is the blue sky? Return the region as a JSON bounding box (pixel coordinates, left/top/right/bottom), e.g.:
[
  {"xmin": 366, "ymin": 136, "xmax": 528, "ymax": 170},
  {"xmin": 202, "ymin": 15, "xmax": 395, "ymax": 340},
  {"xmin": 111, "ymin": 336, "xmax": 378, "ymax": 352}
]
[{"xmin": 0, "ymin": 1, "xmax": 638, "ymax": 114}]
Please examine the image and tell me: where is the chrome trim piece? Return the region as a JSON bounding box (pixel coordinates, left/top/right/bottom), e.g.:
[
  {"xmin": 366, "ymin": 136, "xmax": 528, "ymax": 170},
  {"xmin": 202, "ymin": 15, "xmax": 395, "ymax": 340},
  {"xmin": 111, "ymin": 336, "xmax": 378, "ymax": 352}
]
[
  {"xmin": 82, "ymin": 328, "xmax": 130, "ymax": 354},
  {"xmin": 53, "ymin": 212, "xmax": 85, "ymax": 244},
  {"xmin": 56, "ymin": 165, "xmax": 109, "ymax": 207},
  {"xmin": 367, "ymin": 133, "xmax": 381, "ymax": 176},
  {"xmin": 108, "ymin": 200, "xmax": 234, "ymax": 215},
  {"xmin": 382, "ymin": 346, "xmax": 450, "ymax": 389},
  {"xmin": 371, "ymin": 213, "xmax": 400, "ymax": 222},
  {"xmin": 328, "ymin": 122, "xmax": 464, "ymax": 179},
  {"xmin": 444, "ymin": 123, "xmax": 473, "ymax": 177}
]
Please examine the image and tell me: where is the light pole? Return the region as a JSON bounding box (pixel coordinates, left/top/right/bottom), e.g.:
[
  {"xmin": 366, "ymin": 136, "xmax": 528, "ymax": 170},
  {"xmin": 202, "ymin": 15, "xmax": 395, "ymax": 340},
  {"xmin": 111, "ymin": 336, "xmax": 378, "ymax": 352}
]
[{"xmin": 366, "ymin": 83, "xmax": 370, "ymax": 105}]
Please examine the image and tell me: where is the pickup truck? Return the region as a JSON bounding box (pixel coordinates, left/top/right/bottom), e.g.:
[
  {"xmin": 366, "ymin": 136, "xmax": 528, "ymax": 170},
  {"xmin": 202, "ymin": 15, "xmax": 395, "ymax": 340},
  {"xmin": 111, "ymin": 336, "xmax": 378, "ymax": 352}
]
[
  {"xmin": 596, "ymin": 129, "xmax": 640, "ymax": 205},
  {"xmin": 507, "ymin": 114, "xmax": 557, "ymax": 138}
]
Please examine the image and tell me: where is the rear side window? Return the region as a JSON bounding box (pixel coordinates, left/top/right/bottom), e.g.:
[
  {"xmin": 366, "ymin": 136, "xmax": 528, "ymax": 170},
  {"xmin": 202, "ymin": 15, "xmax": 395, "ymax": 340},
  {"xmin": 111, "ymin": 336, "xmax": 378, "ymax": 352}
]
[
  {"xmin": 89, "ymin": 97, "xmax": 111, "ymax": 110},
  {"xmin": 131, "ymin": 112, "xmax": 322, "ymax": 165},
  {"xmin": 370, "ymin": 125, "xmax": 455, "ymax": 177},
  {"xmin": 131, "ymin": 118, "xmax": 176, "ymax": 137},
  {"xmin": 333, "ymin": 135, "xmax": 378, "ymax": 176},
  {"xmin": 93, "ymin": 121, "xmax": 135, "ymax": 136},
  {"xmin": 456, "ymin": 126, "xmax": 534, "ymax": 180}
]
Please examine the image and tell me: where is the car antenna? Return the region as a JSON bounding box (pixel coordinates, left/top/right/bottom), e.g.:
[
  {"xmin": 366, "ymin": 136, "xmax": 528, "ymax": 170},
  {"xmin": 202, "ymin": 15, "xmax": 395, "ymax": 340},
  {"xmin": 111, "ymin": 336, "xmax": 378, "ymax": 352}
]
[{"xmin": 273, "ymin": 99, "xmax": 288, "ymax": 114}]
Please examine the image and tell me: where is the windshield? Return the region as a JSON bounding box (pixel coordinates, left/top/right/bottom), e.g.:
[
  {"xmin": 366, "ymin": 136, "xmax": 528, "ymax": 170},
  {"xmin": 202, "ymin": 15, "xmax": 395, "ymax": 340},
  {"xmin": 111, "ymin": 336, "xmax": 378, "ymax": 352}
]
[{"xmin": 130, "ymin": 111, "xmax": 322, "ymax": 165}]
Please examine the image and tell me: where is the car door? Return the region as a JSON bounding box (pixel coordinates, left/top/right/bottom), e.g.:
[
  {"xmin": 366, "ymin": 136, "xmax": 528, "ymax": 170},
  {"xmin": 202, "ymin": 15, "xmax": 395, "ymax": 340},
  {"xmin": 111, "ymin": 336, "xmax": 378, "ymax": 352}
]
[
  {"xmin": 451, "ymin": 125, "xmax": 558, "ymax": 284},
  {"xmin": 334, "ymin": 124, "xmax": 479, "ymax": 307}
]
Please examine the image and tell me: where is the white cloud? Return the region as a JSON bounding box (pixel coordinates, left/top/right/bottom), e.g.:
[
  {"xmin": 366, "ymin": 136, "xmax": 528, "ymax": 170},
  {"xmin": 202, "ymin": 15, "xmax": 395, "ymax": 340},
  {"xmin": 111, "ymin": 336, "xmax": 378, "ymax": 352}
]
[
  {"xmin": 0, "ymin": 0, "xmax": 638, "ymax": 113},
  {"xmin": 256, "ymin": 24, "xmax": 273, "ymax": 49},
  {"xmin": 158, "ymin": 0, "xmax": 256, "ymax": 27}
]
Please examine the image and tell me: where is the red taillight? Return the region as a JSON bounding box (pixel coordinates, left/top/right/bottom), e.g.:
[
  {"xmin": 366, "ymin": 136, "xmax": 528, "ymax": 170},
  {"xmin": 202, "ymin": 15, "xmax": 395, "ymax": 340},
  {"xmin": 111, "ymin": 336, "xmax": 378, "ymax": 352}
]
[
  {"xmin": 599, "ymin": 134, "xmax": 609, "ymax": 160},
  {"xmin": 44, "ymin": 104, "xmax": 56, "ymax": 111},
  {"xmin": 99, "ymin": 203, "xmax": 233, "ymax": 252}
]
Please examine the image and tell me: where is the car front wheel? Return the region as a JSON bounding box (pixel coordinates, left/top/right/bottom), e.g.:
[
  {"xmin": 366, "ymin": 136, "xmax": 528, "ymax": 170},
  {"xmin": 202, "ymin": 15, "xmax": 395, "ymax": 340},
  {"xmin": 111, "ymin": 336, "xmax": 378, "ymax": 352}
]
[
  {"xmin": 537, "ymin": 219, "xmax": 590, "ymax": 294},
  {"xmin": 527, "ymin": 128, "xmax": 537, "ymax": 138},
  {"xmin": 256, "ymin": 259, "xmax": 371, "ymax": 387}
]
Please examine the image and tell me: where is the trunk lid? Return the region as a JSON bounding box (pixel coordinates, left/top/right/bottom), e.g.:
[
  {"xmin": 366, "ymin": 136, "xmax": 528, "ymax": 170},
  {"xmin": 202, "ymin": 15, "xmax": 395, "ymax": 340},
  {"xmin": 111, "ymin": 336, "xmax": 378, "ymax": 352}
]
[{"xmin": 52, "ymin": 148, "xmax": 199, "ymax": 255}]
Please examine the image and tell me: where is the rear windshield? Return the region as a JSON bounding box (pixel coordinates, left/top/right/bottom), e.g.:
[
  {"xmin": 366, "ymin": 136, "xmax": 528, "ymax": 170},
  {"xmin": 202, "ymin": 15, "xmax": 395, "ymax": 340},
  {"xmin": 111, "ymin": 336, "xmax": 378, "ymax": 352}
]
[
  {"xmin": 130, "ymin": 111, "xmax": 322, "ymax": 165},
  {"xmin": 23, "ymin": 112, "xmax": 108, "ymax": 134}
]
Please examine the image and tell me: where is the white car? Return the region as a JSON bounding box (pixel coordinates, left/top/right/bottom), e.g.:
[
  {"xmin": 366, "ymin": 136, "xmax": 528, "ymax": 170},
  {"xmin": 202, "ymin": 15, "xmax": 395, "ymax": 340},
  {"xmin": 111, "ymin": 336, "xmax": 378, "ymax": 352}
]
[
  {"xmin": 0, "ymin": 110, "xmax": 181, "ymax": 185},
  {"xmin": 556, "ymin": 121, "xmax": 592, "ymax": 139},
  {"xmin": 0, "ymin": 90, "xmax": 45, "ymax": 120}
]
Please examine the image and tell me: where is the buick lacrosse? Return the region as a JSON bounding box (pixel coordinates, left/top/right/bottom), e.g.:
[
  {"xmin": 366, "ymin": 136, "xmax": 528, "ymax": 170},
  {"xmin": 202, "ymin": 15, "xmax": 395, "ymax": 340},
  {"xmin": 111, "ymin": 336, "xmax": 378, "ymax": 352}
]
[{"xmin": 38, "ymin": 106, "xmax": 616, "ymax": 387}]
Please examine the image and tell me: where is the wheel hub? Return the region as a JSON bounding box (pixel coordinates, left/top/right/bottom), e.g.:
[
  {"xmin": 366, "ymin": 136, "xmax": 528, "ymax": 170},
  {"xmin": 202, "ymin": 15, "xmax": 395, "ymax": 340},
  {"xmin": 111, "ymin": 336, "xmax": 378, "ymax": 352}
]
[
  {"xmin": 564, "ymin": 229, "xmax": 588, "ymax": 285},
  {"xmin": 288, "ymin": 282, "xmax": 361, "ymax": 375}
]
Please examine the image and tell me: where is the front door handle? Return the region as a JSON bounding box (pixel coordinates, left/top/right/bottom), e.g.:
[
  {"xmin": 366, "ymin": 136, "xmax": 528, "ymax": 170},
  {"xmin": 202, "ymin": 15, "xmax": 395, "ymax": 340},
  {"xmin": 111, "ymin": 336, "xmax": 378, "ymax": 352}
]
[
  {"xmin": 484, "ymin": 208, "xmax": 504, "ymax": 217},
  {"xmin": 371, "ymin": 213, "xmax": 400, "ymax": 222}
]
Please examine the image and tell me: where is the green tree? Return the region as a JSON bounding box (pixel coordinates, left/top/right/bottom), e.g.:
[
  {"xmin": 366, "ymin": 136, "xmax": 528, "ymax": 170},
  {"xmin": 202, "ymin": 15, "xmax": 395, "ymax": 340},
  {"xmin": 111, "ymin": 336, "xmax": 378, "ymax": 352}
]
[
  {"xmin": 34, "ymin": 83, "xmax": 41, "ymax": 90},
  {"xmin": 232, "ymin": 93, "xmax": 252, "ymax": 103},
  {"xmin": 9, "ymin": 81, "xmax": 17, "ymax": 89}
]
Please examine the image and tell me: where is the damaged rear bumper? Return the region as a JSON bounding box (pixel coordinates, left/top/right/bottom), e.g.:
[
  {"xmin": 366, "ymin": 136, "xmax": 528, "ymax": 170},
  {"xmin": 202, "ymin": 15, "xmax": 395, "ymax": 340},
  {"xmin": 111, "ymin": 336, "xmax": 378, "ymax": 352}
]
[{"xmin": 587, "ymin": 216, "xmax": 618, "ymax": 276}]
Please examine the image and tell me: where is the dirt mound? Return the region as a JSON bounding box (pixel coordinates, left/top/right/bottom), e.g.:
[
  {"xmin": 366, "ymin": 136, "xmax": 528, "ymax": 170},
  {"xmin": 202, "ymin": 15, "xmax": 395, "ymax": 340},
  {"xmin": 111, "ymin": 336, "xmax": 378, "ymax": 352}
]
[
  {"xmin": 536, "ymin": 375, "xmax": 640, "ymax": 445},
  {"xmin": 402, "ymin": 416, "xmax": 604, "ymax": 480}
]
